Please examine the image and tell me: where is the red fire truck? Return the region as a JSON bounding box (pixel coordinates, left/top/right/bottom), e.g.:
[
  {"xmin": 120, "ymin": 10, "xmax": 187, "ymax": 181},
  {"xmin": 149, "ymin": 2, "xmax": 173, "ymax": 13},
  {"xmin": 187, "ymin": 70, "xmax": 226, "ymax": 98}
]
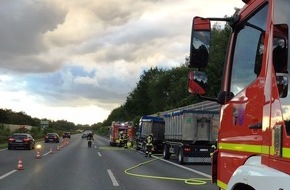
[
  {"xmin": 109, "ymin": 121, "xmax": 134, "ymax": 147},
  {"xmin": 188, "ymin": 0, "xmax": 290, "ymax": 189}
]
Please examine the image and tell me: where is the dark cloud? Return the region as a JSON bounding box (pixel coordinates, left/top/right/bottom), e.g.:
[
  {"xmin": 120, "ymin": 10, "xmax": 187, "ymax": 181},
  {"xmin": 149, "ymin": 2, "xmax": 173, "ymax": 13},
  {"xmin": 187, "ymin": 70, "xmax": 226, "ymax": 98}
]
[{"xmin": 0, "ymin": 1, "xmax": 66, "ymax": 54}]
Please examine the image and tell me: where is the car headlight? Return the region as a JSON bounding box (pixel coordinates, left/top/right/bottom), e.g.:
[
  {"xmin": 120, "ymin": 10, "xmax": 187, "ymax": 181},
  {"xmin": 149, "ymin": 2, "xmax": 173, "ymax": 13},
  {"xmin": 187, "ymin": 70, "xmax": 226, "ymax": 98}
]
[{"xmin": 36, "ymin": 144, "xmax": 42, "ymax": 149}]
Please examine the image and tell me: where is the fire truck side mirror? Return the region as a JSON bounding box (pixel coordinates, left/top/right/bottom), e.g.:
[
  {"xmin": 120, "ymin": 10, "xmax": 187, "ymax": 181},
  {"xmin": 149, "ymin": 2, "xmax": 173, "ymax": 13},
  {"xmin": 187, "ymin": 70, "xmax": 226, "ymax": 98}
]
[
  {"xmin": 189, "ymin": 17, "xmax": 211, "ymax": 69},
  {"xmin": 188, "ymin": 70, "xmax": 207, "ymax": 95}
]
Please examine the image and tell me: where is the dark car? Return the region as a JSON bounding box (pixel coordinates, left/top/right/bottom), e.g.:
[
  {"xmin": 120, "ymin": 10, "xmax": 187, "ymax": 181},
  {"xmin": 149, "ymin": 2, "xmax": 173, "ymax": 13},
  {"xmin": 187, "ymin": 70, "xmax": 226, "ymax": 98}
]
[
  {"xmin": 8, "ymin": 133, "xmax": 35, "ymax": 150},
  {"xmin": 45, "ymin": 133, "xmax": 60, "ymax": 143},
  {"xmin": 62, "ymin": 132, "xmax": 71, "ymax": 138}
]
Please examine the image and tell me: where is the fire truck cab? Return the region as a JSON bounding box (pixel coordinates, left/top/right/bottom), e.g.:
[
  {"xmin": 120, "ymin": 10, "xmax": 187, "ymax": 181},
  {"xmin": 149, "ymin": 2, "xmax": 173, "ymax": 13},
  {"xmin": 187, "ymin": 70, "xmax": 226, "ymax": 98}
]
[{"xmin": 188, "ymin": 0, "xmax": 290, "ymax": 189}]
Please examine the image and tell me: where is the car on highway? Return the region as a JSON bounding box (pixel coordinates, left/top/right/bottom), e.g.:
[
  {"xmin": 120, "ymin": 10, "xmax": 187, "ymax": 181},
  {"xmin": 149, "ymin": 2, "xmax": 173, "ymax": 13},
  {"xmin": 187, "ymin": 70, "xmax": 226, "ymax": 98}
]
[
  {"xmin": 62, "ymin": 132, "xmax": 71, "ymax": 138},
  {"xmin": 81, "ymin": 133, "xmax": 88, "ymax": 138},
  {"xmin": 45, "ymin": 133, "xmax": 60, "ymax": 143},
  {"xmin": 8, "ymin": 133, "xmax": 35, "ymax": 150}
]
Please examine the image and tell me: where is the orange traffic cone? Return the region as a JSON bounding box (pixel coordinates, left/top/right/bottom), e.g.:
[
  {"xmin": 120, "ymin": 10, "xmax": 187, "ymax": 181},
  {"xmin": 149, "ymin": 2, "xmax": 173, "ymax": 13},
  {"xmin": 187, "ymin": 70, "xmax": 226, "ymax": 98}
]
[
  {"xmin": 50, "ymin": 148, "xmax": 53, "ymax": 154},
  {"xmin": 17, "ymin": 158, "xmax": 24, "ymax": 170},
  {"xmin": 35, "ymin": 151, "xmax": 41, "ymax": 159}
]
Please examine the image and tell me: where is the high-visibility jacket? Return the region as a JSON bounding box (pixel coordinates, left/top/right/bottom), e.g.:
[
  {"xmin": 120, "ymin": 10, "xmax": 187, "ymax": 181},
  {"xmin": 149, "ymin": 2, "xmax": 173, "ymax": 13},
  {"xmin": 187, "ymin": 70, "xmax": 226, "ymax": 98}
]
[{"xmin": 146, "ymin": 135, "xmax": 153, "ymax": 146}]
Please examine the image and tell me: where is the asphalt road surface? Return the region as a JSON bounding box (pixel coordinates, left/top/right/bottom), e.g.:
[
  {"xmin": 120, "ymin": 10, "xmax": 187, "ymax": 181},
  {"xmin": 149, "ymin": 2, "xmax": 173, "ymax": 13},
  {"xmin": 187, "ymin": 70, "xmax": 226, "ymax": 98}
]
[{"xmin": 0, "ymin": 134, "xmax": 219, "ymax": 190}]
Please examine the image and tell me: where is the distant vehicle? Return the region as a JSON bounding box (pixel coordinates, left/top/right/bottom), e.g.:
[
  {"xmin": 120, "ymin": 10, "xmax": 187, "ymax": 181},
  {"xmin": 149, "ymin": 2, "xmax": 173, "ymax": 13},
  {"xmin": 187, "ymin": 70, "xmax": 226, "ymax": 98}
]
[
  {"xmin": 8, "ymin": 133, "xmax": 35, "ymax": 150},
  {"xmin": 62, "ymin": 132, "xmax": 71, "ymax": 138},
  {"xmin": 81, "ymin": 133, "xmax": 88, "ymax": 138},
  {"xmin": 109, "ymin": 121, "xmax": 134, "ymax": 147},
  {"xmin": 45, "ymin": 133, "xmax": 60, "ymax": 143}
]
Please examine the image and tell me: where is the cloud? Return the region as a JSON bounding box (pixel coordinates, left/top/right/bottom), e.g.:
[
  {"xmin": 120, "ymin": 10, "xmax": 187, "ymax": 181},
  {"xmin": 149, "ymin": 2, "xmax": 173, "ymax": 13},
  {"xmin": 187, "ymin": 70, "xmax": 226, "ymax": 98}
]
[{"xmin": 0, "ymin": 0, "xmax": 244, "ymax": 124}]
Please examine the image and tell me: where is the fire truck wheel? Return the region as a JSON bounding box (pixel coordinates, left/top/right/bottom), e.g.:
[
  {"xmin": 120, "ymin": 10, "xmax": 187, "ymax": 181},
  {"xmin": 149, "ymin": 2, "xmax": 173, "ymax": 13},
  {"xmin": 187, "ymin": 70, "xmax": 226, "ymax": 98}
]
[
  {"xmin": 163, "ymin": 144, "xmax": 170, "ymax": 160},
  {"xmin": 178, "ymin": 149, "xmax": 184, "ymax": 165}
]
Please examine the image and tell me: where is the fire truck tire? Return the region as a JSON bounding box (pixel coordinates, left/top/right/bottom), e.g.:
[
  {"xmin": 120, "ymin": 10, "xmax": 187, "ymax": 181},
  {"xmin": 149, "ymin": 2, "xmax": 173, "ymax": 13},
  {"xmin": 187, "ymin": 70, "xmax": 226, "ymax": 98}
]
[
  {"xmin": 232, "ymin": 183, "xmax": 255, "ymax": 190},
  {"xmin": 163, "ymin": 144, "xmax": 170, "ymax": 160},
  {"xmin": 178, "ymin": 148, "xmax": 184, "ymax": 165}
]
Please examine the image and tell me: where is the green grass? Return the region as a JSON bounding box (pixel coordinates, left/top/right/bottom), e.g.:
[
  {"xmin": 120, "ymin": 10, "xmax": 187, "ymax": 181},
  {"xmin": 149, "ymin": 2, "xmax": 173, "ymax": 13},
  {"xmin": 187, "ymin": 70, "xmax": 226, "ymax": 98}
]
[{"xmin": 0, "ymin": 143, "xmax": 7, "ymax": 149}]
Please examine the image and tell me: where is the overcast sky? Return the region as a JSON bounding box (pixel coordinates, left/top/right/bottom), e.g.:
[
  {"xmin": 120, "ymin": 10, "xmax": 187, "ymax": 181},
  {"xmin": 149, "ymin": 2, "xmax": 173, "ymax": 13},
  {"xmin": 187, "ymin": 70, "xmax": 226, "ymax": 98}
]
[{"xmin": 0, "ymin": 0, "xmax": 244, "ymax": 125}]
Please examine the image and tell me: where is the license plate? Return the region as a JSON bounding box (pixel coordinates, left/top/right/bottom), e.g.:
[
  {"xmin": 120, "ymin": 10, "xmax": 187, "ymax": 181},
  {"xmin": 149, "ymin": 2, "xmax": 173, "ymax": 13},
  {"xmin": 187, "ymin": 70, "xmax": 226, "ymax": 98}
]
[
  {"xmin": 200, "ymin": 149, "xmax": 208, "ymax": 152},
  {"xmin": 49, "ymin": 139, "xmax": 53, "ymax": 141},
  {"xmin": 15, "ymin": 140, "xmax": 22, "ymax": 143}
]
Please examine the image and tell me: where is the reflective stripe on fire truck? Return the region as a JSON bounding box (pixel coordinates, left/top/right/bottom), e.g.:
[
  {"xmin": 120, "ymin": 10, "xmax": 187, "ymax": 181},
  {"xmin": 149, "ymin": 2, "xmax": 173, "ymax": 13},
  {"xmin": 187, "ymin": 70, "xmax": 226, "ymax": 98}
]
[
  {"xmin": 220, "ymin": 143, "xmax": 290, "ymax": 158},
  {"xmin": 217, "ymin": 180, "xmax": 227, "ymax": 190},
  {"xmin": 282, "ymin": 147, "xmax": 290, "ymax": 158},
  {"xmin": 219, "ymin": 143, "xmax": 262, "ymax": 154}
]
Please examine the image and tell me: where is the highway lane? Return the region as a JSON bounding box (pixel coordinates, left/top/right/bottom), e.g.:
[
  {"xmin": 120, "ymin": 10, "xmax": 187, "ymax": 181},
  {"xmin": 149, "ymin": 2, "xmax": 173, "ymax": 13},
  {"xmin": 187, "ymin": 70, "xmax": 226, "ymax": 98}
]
[
  {"xmin": 0, "ymin": 134, "xmax": 218, "ymax": 190},
  {"xmin": 0, "ymin": 138, "xmax": 66, "ymax": 177}
]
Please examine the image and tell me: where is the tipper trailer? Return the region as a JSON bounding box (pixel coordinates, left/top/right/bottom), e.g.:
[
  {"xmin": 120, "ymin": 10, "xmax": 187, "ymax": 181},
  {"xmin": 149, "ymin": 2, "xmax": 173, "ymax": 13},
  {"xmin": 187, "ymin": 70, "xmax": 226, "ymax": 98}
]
[{"xmin": 162, "ymin": 110, "xmax": 219, "ymax": 164}]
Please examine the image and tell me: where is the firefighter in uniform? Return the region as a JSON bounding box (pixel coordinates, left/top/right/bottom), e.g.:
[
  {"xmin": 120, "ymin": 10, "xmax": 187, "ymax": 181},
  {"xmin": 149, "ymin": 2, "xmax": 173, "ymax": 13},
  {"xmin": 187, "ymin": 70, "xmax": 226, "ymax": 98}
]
[
  {"xmin": 119, "ymin": 131, "xmax": 128, "ymax": 148},
  {"xmin": 119, "ymin": 131, "xmax": 124, "ymax": 147},
  {"xmin": 145, "ymin": 134, "xmax": 153, "ymax": 157},
  {"xmin": 122, "ymin": 133, "xmax": 129, "ymax": 149}
]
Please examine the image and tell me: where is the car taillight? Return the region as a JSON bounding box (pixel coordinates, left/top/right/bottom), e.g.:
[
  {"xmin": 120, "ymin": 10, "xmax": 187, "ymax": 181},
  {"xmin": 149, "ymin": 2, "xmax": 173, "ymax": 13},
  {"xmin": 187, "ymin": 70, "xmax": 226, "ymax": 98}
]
[
  {"xmin": 23, "ymin": 138, "xmax": 30, "ymax": 142},
  {"xmin": 54, "ymin": 136, "xmax": 57, "ymax": 139},
  {"xmin": 184, "ymin": 148, "xmax": 191, "ymax": 152},
  {"xmin": 9, "ymin": 138, "xmax": 15, "ymax": 142}
]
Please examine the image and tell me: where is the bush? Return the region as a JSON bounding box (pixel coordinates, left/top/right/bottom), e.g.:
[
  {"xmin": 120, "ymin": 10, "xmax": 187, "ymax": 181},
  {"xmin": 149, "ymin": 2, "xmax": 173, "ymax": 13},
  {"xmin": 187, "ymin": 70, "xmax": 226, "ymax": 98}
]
[
  {"xmin": 0, "ymin": 124, "xmax": 10, "ymax": 144},
  {"xmin": 97, "ymin": 126, "xmax": 109, "ymax": 136},
  {"xmin": 30, "ymin": 127, "xmax": 45, "ymax": 140}
]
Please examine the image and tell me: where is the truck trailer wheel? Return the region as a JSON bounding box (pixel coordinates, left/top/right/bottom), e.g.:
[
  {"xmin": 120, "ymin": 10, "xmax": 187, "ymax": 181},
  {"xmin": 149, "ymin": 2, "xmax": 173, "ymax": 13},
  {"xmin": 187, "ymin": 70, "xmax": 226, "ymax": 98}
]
[
  {"xmin": 178, "ymin": 149, "xmax": 184, "ymax": 165},
  {"xmin": 163, "ymin": 144, "xmax": 170, "ymax": 160}
]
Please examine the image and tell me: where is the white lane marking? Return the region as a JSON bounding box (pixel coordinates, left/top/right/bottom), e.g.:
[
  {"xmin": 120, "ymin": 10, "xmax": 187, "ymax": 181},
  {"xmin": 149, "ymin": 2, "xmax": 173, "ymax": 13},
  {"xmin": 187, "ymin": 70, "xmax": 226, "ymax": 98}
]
[
  {"xmin": 152, "ymin": 155, "xmax": 211, "ymax": 178},
  {"xmin": 98, "ymin": 152, "xmax": 102, "ymax": 157},
  {"xmin": 43, "ymin": 151, "xmax": 50, "ymax": 156},
  {"xmin": 107, "ymin": 169, "xmax": 119, "ymax": 186},
  {"xmin": 0, "ymin": 148, "xmax": 7, "ymax": 152},
  {"xmin": 0, "ymin": 170, "xmax": 17, "ymax": 180}
]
